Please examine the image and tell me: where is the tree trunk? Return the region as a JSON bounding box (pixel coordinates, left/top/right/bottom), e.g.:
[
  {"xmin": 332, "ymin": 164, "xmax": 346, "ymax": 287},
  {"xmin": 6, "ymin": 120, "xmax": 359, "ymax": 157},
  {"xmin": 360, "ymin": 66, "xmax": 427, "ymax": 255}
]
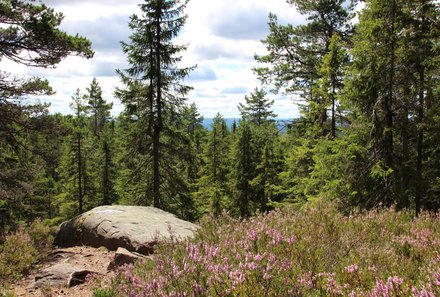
[
  {"xmin": 383, "ymin": 0, "xmax": 396, "ymax": 204},
  {"xmin": 153, "ymin": 9, "xmax": 162, "ymax": 209},
  {"xmin": 77, "ymin": 133, "xmax": 83, "ymax": 214},
  {"xmin": 415, "ymin": 0, "xmax": 428, "ymax": 215},
  {"xmin": 331, "ymin": 73, "xmax": 336, "ymax": 138}
]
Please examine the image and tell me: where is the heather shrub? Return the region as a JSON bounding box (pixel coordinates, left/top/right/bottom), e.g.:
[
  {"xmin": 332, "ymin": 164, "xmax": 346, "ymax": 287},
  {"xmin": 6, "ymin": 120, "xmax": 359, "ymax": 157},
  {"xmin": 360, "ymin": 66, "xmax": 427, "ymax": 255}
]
[
  {"xmin": 106, "ymin": 202, "xmax": 440, "ymax": 296},
  {"xmin": 0, "ymin": 220, "xmax": 53, "ymax": 286},
  {"xmin": 27, "ymin": 219, "xmax": 54, "ymax": 256},
  {"xmin": 0, "ymin": 229, "xmax": 38, "ymax": 285}
]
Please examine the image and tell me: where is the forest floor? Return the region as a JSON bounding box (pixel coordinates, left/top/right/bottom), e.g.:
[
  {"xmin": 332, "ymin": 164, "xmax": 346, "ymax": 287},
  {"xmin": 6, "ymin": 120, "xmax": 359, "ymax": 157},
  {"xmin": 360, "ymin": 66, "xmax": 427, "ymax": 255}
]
[{"xmin": 12, "ymin": 246, "xmax": 115, "ymax": 297}]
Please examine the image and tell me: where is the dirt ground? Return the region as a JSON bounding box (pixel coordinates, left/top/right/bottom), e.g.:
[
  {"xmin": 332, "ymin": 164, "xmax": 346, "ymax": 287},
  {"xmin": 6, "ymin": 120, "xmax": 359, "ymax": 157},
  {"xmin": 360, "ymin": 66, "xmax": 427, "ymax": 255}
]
[{"xmin": 12, "ymin": 246, "xmax": 116, "ymax": 297}]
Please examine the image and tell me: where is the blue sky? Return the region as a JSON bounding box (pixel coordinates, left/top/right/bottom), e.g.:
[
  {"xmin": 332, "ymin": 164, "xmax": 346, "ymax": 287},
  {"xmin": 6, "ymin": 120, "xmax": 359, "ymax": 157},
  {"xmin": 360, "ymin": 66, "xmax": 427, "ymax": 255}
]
[{"xmin": 4, "ymin": 0, "xmax": 308, "ymax": 118}]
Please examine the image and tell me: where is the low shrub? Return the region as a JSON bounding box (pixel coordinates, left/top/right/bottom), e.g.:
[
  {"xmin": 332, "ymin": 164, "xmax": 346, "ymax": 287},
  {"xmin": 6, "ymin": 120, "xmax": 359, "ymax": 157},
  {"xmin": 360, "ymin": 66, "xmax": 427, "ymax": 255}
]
[
  {"xmin": 0, "ymin": 219, "xmax": 54, "ymax": 286},
  {"xmin": 0, "ymin": 229, "xmax": 38, "ymax": 285},
  {"xmin": 103, "ymin": 202, "xmax": 440, "ymax": 296}
]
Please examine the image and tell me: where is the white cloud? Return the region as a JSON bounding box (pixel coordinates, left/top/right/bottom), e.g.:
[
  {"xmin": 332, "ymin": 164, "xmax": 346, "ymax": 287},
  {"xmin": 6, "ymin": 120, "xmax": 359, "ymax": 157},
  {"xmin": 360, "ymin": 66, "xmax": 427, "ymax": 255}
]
[{"xmin": 2, "ymin": 0, "xmax": 304, "ymax": 118}]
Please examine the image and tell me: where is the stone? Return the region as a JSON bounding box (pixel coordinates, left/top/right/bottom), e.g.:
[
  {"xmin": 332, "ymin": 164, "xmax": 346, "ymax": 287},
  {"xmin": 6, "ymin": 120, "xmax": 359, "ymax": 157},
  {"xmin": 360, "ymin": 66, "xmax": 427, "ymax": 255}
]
[
  {"xmin": 107, "ymin": 247, "xmax": 153, "ymax": 271},
  {"xmin": 31, "ymin": 263, "xmax": 99, "ymax": 289},
  {"xmin": 55, "ymin": 205, "xmax": 198, "ymax": 254}
]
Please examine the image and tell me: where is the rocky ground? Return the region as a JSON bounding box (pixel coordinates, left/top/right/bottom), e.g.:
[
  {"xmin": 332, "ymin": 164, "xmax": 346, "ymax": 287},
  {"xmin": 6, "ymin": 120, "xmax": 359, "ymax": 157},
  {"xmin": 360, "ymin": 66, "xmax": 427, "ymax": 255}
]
[
  {"xmin": 11, "ymin": 205, "xmax": 198, "ymax": 297},
  {"xmin": 13, "ymin": 246, "xmax": 116, "ymax": 297}
]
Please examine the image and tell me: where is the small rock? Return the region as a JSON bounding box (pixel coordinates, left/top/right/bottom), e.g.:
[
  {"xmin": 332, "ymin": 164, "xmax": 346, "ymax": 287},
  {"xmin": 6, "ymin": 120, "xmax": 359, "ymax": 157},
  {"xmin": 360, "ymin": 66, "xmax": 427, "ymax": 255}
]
[
  {"xmin": 30, "ymin": 263, "xmax": 100, "ymax": 289},
  {"xmin": 67, "ymin": 270, "xmax": 97, "ymax": 287},
  {"xmin": 107, "ymin": 247, "xmax": 152, "ymax": 271}
]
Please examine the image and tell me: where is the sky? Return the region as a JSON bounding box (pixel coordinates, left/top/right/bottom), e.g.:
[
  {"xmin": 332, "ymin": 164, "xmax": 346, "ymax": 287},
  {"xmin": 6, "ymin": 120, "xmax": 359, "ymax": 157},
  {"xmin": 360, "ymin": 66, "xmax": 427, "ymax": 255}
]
[{"xmin": 4, "ymin": 0, "xmax": 308, "ymax": 118}]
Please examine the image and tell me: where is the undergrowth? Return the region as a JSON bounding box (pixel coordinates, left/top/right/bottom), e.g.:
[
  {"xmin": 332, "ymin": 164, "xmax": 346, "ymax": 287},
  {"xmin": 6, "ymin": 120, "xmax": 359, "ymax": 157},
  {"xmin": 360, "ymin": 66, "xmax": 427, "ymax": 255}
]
[{"xmin": 99, "ymin": 202, "xmax": 440, "ymax": 296}]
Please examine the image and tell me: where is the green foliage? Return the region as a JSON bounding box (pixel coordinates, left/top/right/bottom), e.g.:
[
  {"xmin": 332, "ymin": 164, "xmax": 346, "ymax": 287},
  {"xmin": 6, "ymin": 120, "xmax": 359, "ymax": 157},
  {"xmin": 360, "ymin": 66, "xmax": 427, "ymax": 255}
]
[
  {"xmin": 92, "ymin": 287, "xmax": 116, "ymax": 297},
  {"xmin": 0, "ymin": 229, "xmax": 38, "ymax": 284},
  {"xmin": 116, "ymin": 0, "xmax": 195, "ymax": 215},
  {"xmin": 105, "ymin": 202, "xmax": 440, "ymax": 296},
  {"xmin": 196, "ymin": 113, "xmax": 230, "ymax": 217},
  {"xmin": 0, "ymin": 0, "xmax": 92, "ymax": 230},
  {"xmin": 0, "ymin": 220, "xmax": 53, "ymax": 286},
  {"xmin": 238, "ymin": 87, "xmax": 276, "ymax": 127}
]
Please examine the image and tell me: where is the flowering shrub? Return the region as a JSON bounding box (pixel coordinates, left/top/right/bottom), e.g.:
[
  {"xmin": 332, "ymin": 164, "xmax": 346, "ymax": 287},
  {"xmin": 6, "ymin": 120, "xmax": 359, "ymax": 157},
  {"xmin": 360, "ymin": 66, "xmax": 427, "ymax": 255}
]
[{"xmin": 104, "ymin": 202, "xmax": 440, "ymax": 296}]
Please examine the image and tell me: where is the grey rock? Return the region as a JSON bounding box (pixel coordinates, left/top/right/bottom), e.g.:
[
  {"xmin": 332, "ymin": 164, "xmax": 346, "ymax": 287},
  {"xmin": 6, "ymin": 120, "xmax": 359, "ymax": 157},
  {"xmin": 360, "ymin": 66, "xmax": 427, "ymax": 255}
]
[
  {"xmin": 55, "ymin": 205, "xmax": 198, "ymax": 254},
  {"xmin": 107, "ymin": 247, "xmax": 153, "ymax": 271},
  {"xmin": 31, "ymin": 263, "xmax": 98, "ymax": 288}
]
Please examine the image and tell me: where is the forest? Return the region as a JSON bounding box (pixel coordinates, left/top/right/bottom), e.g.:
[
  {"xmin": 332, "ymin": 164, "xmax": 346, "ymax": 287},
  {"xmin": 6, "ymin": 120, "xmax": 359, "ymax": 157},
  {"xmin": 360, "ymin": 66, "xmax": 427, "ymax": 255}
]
[
  {"xmin": 0, "ymin": 0, "xmax": 439, "ymax": 293},
  {"xmin": 1, "ymin": 0, "xmax": 439, "ymax": 228}
]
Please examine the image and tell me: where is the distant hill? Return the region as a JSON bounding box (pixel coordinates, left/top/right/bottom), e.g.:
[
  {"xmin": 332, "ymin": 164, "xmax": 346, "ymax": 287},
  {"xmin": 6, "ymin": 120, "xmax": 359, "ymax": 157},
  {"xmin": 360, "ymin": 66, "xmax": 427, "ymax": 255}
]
[{"xmin": 202, "ymin": 118, "xmax": 293, "ymax": 131}]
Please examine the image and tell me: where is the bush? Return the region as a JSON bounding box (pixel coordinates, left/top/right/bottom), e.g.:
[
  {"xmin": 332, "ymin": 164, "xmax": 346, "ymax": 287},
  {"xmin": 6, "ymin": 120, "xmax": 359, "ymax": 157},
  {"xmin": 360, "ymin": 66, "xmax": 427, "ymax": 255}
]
[
  {"xmin": 106, "ymin": 201, "xmax": 440, "ymax": 296},
  {"xmin": 0, "ymin": 219, "xmax": 54, "ymax": 286},
  {"xmin": 0, "ymin": 229, "xmax": 38, "ymax": 285},
  {"xmin": 27, "ymin": 219, "xmax": 54, "ymax": 256}
]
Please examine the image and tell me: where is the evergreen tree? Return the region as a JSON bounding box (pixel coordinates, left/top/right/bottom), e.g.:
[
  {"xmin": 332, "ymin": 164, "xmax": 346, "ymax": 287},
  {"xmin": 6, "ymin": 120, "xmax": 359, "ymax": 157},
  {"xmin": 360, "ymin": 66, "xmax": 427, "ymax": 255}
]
[
  {"xmin": 196, "ymin": 113, "xmax": 230, "ymax": 217},
  {"xmin": 116, "ymin": 0, "xmax": 195, "ymax": 211},
  {"xmin": 0, "ymin": 0, "xmax": 92, "ymax": 229},
  {"xmin": 254, "ymin": 0, "xmax": 353, "ymax": 135},
  {"xmin": 86, "ymin": 78, "xmax": 112, "ymax": 137},
  {"xmin": 233, "ymin": 120, "xmax": 255, "ymax": 217},
  {"xmin": 238, "ymin": 88, "xmax": 276, "ymax": 127},
  {"xmin": 84, "ymin": 78, "xmax": 117, "ymax": 206},
  {"xmin": 316, "ymin": 34, "xmax": 348, "ymax": 138},
  {"xmin": 250, "ymin": 124, "xmax": 283, "ymax": 212},
  {"xmin": 337, "ymin": 0, "xmax": 440, "ymax": 212},
  {"xmin": 58, "ymin": 89, "xmax": 91, "ymax": 216}
]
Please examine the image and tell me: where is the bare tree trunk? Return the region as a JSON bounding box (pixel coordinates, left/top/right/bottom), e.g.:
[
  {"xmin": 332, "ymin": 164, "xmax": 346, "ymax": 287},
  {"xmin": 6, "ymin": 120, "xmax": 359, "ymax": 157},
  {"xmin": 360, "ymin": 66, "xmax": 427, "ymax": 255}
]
[
  {"xmin": 153, "ymin": 10, "xmax": 162, "ymax": 209},
  {"xmin": 77, "ymin": 133, "xmax": 83, "ymax": 213}
]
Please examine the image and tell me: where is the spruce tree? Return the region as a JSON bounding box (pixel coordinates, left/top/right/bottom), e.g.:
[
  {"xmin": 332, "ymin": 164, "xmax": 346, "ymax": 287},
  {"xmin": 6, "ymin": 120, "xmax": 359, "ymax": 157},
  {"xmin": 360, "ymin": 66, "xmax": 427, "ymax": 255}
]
[
  {"xmin": 233, "ymin": 120, "xmax": 255, "ymax": 217},
  {"xmin": 238, "ymin": 88, "xmax": 276, "ymax": 127},
  {"xmin": 86, "ymin": 78, "xmax": 112, "ymax": 137},
  {"xmin": 343, "ymin": 0, "xmax": 439, "ymax": 210},
  {"xmin": 84, "ymin": 79, "xmax": 117, "ymax": 207},
  {"xmin": 116, "ymin": 0, "xmax": 194, "ymax": 210},
  {"xmin": 196, "ymin": 113, "xmax": 230, "ymax": 217}
]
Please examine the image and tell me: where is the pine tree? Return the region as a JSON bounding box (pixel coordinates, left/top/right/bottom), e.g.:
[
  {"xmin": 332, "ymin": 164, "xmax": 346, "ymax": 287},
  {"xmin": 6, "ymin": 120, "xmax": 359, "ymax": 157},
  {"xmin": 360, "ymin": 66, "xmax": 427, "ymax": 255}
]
[
  {"xmin": 116, "ymin": 0, "xmax": 195, "ymax": 210},
  {"xmin": 0, "ymin": 0, "xmax": 92, "ymax": 229},
  {"xmin": 254, "ymin": 0, "xmax": 353, "ymax": 135}
]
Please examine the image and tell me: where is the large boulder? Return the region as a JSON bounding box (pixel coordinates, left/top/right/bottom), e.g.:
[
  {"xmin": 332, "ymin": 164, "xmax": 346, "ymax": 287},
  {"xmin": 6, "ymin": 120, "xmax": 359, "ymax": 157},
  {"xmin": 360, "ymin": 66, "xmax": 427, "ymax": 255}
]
[{"xmin": 55, "ymin": 205, "xmax": 198, "ymax": 254}]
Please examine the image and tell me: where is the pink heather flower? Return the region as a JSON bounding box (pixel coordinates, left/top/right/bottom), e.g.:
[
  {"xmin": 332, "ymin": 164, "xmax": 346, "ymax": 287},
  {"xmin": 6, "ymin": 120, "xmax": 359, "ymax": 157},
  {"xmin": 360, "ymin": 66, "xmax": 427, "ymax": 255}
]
[
  {"xmin": 266, "ymin": 228, "xmax": 284, "ymax": 245},
  {"xmin": 263, "ymin": 272, "xmax": 273, "ymax": 280},
  {"xmin": 247, "ymin": 229, "xmax": 258, "ymax": 241},
  {"xmin": 254, "ymin": 253, "xmax": 266, "ymax": 262},
  {"xmin": 345, "ymin": 264, "xmax": 359, "ymax": 273},
  {"xmin": 247, "ymin": 261, "xmax": 258, "ymax": 270},
  {"xmin": 372, "ymin": 280, "xmax": 389, "ymax": 297},
  {"xmin": 412, "ymin": 287, "xmax": 436, "ymax": 297},
  {"xmin": 433, "ymin": 271, "xmax": 440, "ymax": 286},
  {"xmin": 194, "ymin": 283, "xmax": 203, "ymax": 295},
  {"xmin": 286, "ymin": 235, "xmax": 297, "ymax": 244},
  {"xmin": 387, "ymin": 276, "xmax": 403, "ymax": 287}
]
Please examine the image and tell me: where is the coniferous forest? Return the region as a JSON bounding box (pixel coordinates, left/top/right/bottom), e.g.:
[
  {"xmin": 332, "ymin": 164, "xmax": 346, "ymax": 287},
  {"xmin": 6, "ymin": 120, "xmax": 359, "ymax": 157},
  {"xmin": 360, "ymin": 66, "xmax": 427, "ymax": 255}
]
[{"xmin": 1, "ymin": 0, "xmax": 440, "ymax": 294}]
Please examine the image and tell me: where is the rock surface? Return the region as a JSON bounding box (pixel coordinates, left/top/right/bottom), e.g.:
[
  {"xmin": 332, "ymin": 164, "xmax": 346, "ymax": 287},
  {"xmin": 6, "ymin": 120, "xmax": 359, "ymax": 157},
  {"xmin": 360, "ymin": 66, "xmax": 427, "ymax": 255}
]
[
  {"xmin": 14, "ymin": 246, "xmax": 115, "ymax": 297},
  {"xmin": 55, "ymin": 205, "xmax": 198, "ymax": 254},
  {"xmin": 107, "ymin": 247, "xmax": 152, "ymax": 271}
]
